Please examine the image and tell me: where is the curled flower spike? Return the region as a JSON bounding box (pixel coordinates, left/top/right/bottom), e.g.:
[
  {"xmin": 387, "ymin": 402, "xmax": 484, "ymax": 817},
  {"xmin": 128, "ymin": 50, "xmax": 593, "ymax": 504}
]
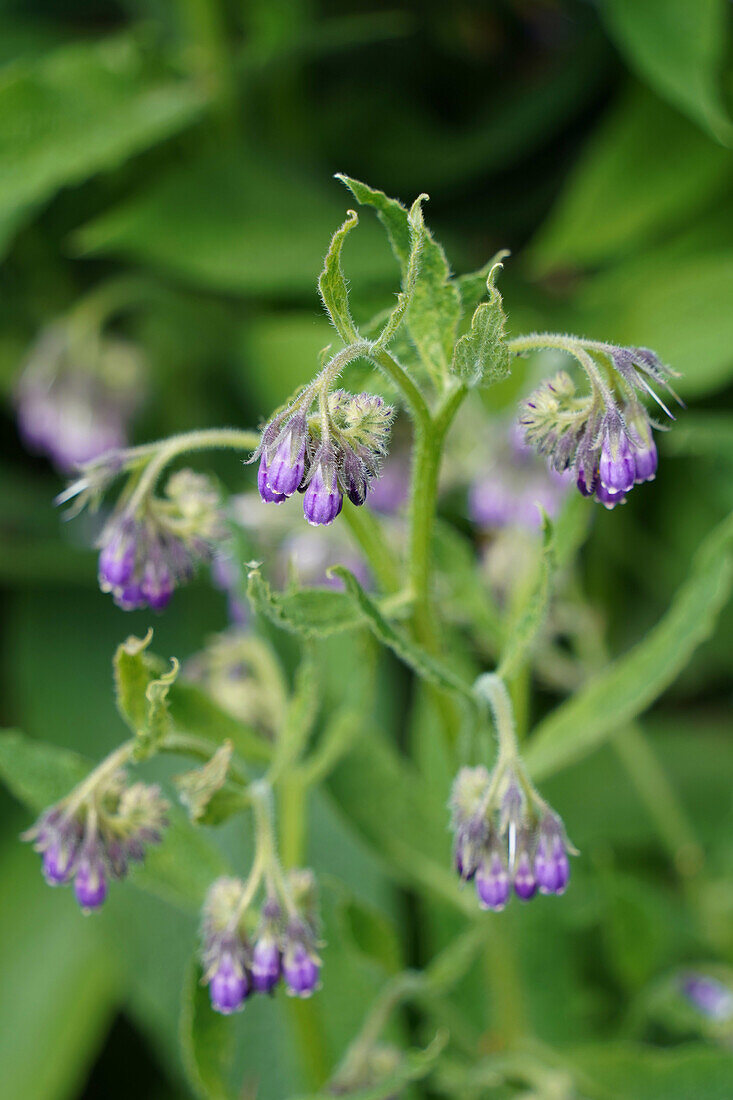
[
  {"xmin": 23, "ymin": 770, "xmax": 168, "ymax": 913},
  {"xmin": 518, "ymin": 339, "xmax": 679, "ymax": 510},
  {"xmin": 252, "ymin": 385, "xmax": 394, "ymax": 525},
  {"xmin": 97, "ymin": 469, "xmax": 225, "ymax": 611},
  {"xmin": 450, "ymin": 762, "xmax": 575, "ymax": 912}
]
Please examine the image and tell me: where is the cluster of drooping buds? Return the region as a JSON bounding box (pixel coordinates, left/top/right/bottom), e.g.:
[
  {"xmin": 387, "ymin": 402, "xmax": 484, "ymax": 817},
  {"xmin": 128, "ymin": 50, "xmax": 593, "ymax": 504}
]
[
  {"xmin": 450, "ymin": 764, "xmax": 573, "ymax": 910},
  {"xmin": 15, "ymin": 322, "xmax": 144, "ymax": 472},
  {"xmin": 468, "ymin": 421, "xmax": 571, "ymax": 532},
  {"xmin": 519, "ymin": 344, "xmax": 679, "ymax": 510},
  {"xmin": 255, "ymin": 387, "xmax": 394, "ymax": 526},
  {"xmin": 23, "ymin": 769, "xmax": 168, "ymax": 912},
  {"xmin": 201, "ymin": 868, "xmax": 322, "ymax": 1014},
  {"xmin": 97, "ymin": 469, "xmax": 226, "ymax": 611}
]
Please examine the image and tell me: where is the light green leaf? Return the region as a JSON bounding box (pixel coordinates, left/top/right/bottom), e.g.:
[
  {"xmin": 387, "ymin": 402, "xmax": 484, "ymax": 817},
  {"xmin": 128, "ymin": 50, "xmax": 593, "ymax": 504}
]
[
  {"xmin": 75, "ymin": 153, "xmax": 393, "ymax": 297},
  {"xmin": 530, "ymin": 86, "xmax": 732, "ymax": 271},
  {"xmin": 337, "ymin": 175, "xmax": 461, "ymax": 382},
  {"xmin": 180, "ymin": 959, "xmax": 236, "ymax": 1100},
  {"xmin": 329, "ymin": 566, "xmax": 472, "ymax": 699},
  {"xmin": 0, "ymin": 841, "xmax": 120, "ymax": 1100},
  {"xmin": 0, "ymin": 34, "xmax": 204, "ymax": 255},
  {"xmin": 457, "ymin": 251, "xmax": 515, "ymax": 317},
  {"xmin": 318, "ymin": 209, "xmax": 360, "ymax": 343},
  {"xmin": 114, "ymin": 629, "xmax": 157, "ymax": 732},
  {"xmin": 0, "ymin": 729, "xmax": 229, "ymax": 911},
  {"xmin": 451, "ymin": 255, "xmax": 511, "ymax": 387},
  {"xmin": 498, "ymin": 511, "xmax": 555, "ymax": 679},
  {"xmin": 526, "ymin": 511, "xmax": 733, "ymax": 780},
  {"xmin": 136, "ymin": 657, "xmax": 179, "ymax": 761},
  {"xmin": 600, "ymin": 0, "xmax": 733, "ymax": 144}
]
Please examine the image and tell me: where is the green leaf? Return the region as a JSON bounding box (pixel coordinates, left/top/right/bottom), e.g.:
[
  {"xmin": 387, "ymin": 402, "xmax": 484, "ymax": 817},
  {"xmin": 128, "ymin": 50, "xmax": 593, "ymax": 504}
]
[
  {"xmin": 0, "ymin": 840, "xmax": 120, "ymax": 1100},
  {"xmin": 180, "ymin": 959, "xmax": 236, "ymax": 1100},
  {"xmin": 456, "ymin": 251, "xmax": 515, "ymax": 317},
  {"xmin": 246, "ymin": 566, "xmax": 409, "ymax": 639},
  {"xmin": 498, "ymin": 512, "xmax": 555, "ymax": 679},
  {"xmin": 75, "ymin": 153, "xmax": 394, "ymax": 297},
  {"xmin": 318, "ymin": 209, "xmax": 360, "ymax": 343},
  {"xmin": 0, "ymin": 730, "xmax": 229, "ymax": 911},
  {"xmin": 0, "ymin": 34, "xmax": 204, "ymax": 255},
  {"xmin": 136, "ymin": 657, "xmax": 179, "ymax": 761},
  {"xmin": 329, "ymin": 566, "xmax": 472, "ymax": 699},
  {"xmin": 568, "ymin": 1042, "xmax": 733, "ymax": 1099},
  {"xmin": 114, "ymin": 629, "xmax": 157, "ymax": 732},
  {"xmin": 530, "ymin": 86, "xmax": 732, "ymax": 272},
  {"xmin": 600, "ymin": 0, "xmax": 733, "ymax": 144},
  {"xmin": 451, "ymin": 255, "xmax": 511, "ymax": 387},
  {"xmin": 337, "ymin": 175, "xmax": 461, "ymax": 382},
  {"xmin": 526, "ymin": 511, "xmax": 733, "ymax": 780}
]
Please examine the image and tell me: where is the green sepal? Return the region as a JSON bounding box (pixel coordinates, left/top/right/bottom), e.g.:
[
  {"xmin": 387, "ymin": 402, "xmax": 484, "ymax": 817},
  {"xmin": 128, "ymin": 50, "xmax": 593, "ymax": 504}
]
[
  {"xmin": 451, "ymin": 253, "xmax": 511, "ymax": 387},
  {"xmin": 174, "ymin": 740, "xmax": 247, "ymax": 826}
]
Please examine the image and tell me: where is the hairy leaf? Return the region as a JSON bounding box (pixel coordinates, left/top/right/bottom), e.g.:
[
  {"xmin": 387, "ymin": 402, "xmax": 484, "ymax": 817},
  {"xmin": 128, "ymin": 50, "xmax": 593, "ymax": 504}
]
[
  {"xmin": 318, "ymin": 209, "xmax": 360, "ymax": 343},
  {"xmin": 526, "ymin": 511, "xmax": 733, "ymax": 779},
  {"xmin": 498, "ymin": 512, "xmax": 555, "ymax": 679},
  {"xmin": 451, "ymin": 255, "xmax": 511, "ymax": 387}
]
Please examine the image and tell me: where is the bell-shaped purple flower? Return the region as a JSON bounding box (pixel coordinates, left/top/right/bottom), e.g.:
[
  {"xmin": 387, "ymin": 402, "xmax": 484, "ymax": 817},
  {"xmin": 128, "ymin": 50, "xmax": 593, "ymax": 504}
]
[
  {"xmin": 74, "ymin": 851, "xmax": 108, "ymax": 911},
  {"xmin": 140, "ymin": 558, "xmax": 175, "ymax": 612},
  {"xmin": 513, "ymin": 850, "xmax": 537, "ymax": 901},
  {"xmin": 283, "ymin": 940, "xmax": 320, "ymax": 998},
  {"xmin": 576, "ymin": 458, "xmax": 598, "ymax": 498},
  {"xmin": 251, "ymin": 934, "xmax": 281, "ymax": 993},
  {"xmin": 42, "ymin": 840, "xmax": 78, "ymax": 885},
  {"xmin": 535, "ymin": 833, "xmax": 570, "ymax": 896},
  {"xmin": 303, "ymin": 457, "xmax": 343, "ymax": 527},
  {"xmin": 209, "ymin": 952, "xmax": 250, "ymax": 1014},
  {"xmin": 475, "ymin": 852, "xmax": 511, "ymax": 912},
  {"xmin": 98, "ymin": 526, "xmax": 136, "ymax": 589},
  {"xmin": 599, "ymin": 424, "xmax": 635, "ymax": 494},
  {"xmin": 266, "ymin": 416, "xmax": 307, "ymax": 498},
  {"xmin": 634, "ymin": 439, "xmax": 658, "ymax": 483},
  {"xmin": 258, "ymin": 455, "xmax": 288, "ymax": 504}
]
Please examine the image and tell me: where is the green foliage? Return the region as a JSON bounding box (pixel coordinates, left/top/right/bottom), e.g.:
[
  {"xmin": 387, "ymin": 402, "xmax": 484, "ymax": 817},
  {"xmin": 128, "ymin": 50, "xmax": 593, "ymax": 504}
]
[
  {"xmin": 318, "ymin": 209, "xmax": 360, "ymax": 343},
  {"xmin": 180, "ymin": 961, "xmax": 236, "ymax": 1100},
  {"xmin": 451, "ymin": 255, "xmax": 511, "ymax": 387}
]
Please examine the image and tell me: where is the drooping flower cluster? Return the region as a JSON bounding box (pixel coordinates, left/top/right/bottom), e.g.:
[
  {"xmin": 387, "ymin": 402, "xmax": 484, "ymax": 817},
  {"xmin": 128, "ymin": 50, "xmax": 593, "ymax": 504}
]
[
  {"xmin": 519, "ymin": 344, "xmax": 679, "ymax": 509},
  {"xmin": 98, "ymin": 469, "xmax": 226, "ymax": 611},
  {"xmin": 15, "ymin": 322, "xmax": 144, "ymax": 472},
  {"xmin": 255, "ymin": 388, "xmax": 394, "ymax": 526},
  {"xmin": 450, "ymin": 764, "xmax": 573, "ymax": 910},
  {"xmin": 201, "ymin": 868, "xmax": 322, "ymax": 1014},
  {"xmin": 23, "ymin": 770, "xmax": 168, "ymax": 912}
]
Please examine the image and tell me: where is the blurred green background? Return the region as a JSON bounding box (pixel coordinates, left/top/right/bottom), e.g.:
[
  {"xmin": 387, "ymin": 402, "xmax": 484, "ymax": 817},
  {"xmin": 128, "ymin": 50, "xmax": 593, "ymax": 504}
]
[{"xmin": 2, "ymin": 1, "xmax": 733, "ymax": 1098}]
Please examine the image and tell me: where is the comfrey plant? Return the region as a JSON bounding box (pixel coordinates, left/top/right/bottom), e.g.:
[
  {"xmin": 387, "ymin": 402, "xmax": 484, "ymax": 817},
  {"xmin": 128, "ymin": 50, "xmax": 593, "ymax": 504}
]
[{"xmin": 6, "ymin": 178, "xmax": 693, "ymax": 1095}]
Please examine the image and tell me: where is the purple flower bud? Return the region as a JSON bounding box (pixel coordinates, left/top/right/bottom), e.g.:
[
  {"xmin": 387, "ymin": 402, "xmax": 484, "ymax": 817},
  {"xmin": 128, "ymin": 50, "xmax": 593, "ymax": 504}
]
[
  {"xmin": 251, "ymin": 935, "xmax": 281, "ymax": 993},
  {"xmin": 266, "ymin": 417, "xmax": 307, "ymax": 498},
  {"xmin": 140, "ymin": 560, "xmax": 174, "ymax": 612},
  {"xmin": 534, "ymin": 834, "xmax": 570, "ymax": 895},
  {"xmin": 341, "ymin": 449, "xmax": 369, "ymax": 507},
  {"xmin": 595, "ymin": 481, "xmax": 626, "ymax": 509},
  {"xmin": 576, "ymin": 459, "xmax": 598, "ymax": 498},
  {"xmin": 303, "ymin": 460, "xmax": 343, "ymax": 527},
  {"xmin": 98, "ymin": 530, "xmax": 136, "ymax": 589},
  {"xmin": 634, "ymin": 437, "xmax": 658, "ymax": 483},
  {"xmin": 600, "ymin": 427, "xmax": 635, "ymax": 494},
  {"xmin": 283, "ymin": 941, "xmax": 320, "ymax": 998},
  {"xmin": 513, "ymin": 850, "xmax": 537, "ymax": 901},
  {"xmin": 209, "ymin": 953, "xmax": 249, "ymax": 1014},
  {"xmin": 74, "ymin": 854, "xmax": 108, "ymax": 911},
  {"xmin": 42, "ymin": 840, "xmax": 77, "ymax": 885},
  {"xmin": 258, "ymin": 454, "xmax": 288, "ymax": 504},
  {"xmin": 114, "ymin": 581, "xmax": 146, "ymax": 610},
  {"xmin": 476, "ymin": 853, "xmax": 511, "ymax": 912}
]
